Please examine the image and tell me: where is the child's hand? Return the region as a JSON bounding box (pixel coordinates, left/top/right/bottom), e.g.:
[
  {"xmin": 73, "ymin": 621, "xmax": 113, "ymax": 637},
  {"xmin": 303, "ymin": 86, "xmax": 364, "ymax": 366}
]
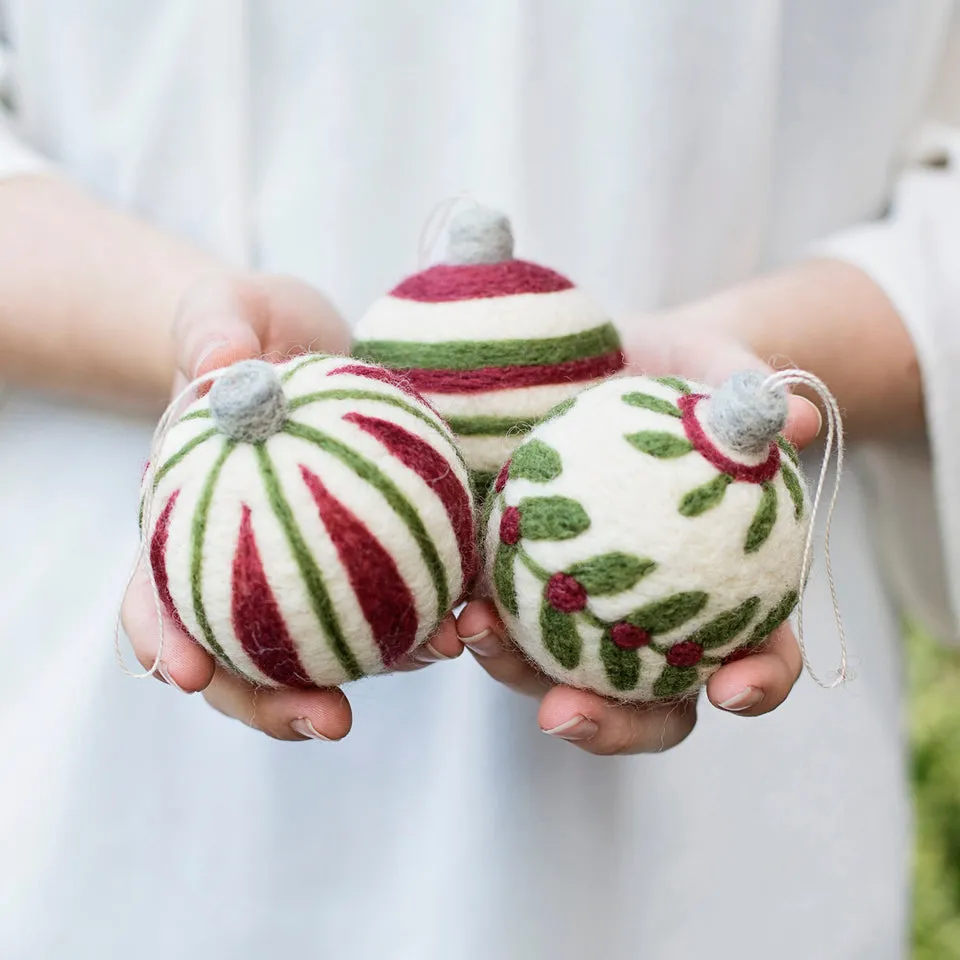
[
  {"xmin": 120, "ymin": 272, "xmax": 466, "ymax": 741},
  {"xmin": 456, "ymin": 316, "xmax": 823, "ymax": 756}
]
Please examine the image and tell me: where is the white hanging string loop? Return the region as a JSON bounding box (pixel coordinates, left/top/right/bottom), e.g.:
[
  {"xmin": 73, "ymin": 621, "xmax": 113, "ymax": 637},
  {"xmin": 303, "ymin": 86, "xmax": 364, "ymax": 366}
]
[
  {"xmin": 762, "ymin": 369, "xmax": 847, "ymax": 689},
  {"xmin": 416, "ymin": 191, "xmax": 480, "ymax": 268},
  {"xmin": 114, "ymin": 368, "xmax": 231, "ymax": 679}
]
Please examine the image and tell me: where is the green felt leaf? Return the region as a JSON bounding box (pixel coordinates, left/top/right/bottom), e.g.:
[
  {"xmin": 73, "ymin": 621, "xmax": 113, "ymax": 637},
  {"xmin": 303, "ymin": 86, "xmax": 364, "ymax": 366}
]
[
  {"xmin": 653, "ymin": 665, "xmax": 700, "ymax": 699},
  {"xmin": 687, "ymin": 596, "xmax": 762, "ymax": 651},
  {"xmin": 745, "ymin": 482, "xmax": 778, "ymax": 553},
  {"xmin": 776, "ymin": 434, "xmax": 800, "ymax": 467},
  {"xmin": 493, "ymin": 542, "xmax": 518, "ymax": 617},
  {"xmin": 746, "ymin": 590, "xmax": 799, "ymax": 646},
  {"xmin": 781, "ymin": 462, "xmax": 805, "ymax": 520},
  {"xmin": 626, "ymin": 591, "xmax": 709, "ymax": 634},
  {"xmin": 565, "ymin": 552, "xmax": 656, "ymax": 596},
  {"xmin": 509, "ymin": 439, "xmax": 562, "ymax": 483},
  {"xmin": 625, "ymin": 431, "xmax": 694, "ymax": 459},
  {"xmin": 622, "ymin": 392, "xmax": 682, "ymax": 418},
  {"xmin": 654, "ymin": 376, "xmax": 692, "ymax": 395},
  {"xmin": 540, "ymin": 600, "xmax": 581, "ymax": 669},
  {"xmin": 600, "ymin": 629, "xmax": 641, "ymax": 691},
  {"xmin": 519, "ymin": 496, "xmax": 590, "ymax": 540},
  {"xmin": 679, "ymin": 473, "xmax": 733, "ymax": 517}
]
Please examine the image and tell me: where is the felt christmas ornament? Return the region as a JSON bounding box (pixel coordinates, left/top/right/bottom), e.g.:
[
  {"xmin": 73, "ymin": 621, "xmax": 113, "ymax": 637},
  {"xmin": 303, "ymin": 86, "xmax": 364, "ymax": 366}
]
[
  {"xmin": 352, "ymin": 205, "xmax": 626, "ymax": 502},
  {"xmin": 138, "ymin": 354, "xmax": 478, "ymax": 689},
  {"xmin": 483, "ymin": 371, "xmax": 815, "ymax": 702}
]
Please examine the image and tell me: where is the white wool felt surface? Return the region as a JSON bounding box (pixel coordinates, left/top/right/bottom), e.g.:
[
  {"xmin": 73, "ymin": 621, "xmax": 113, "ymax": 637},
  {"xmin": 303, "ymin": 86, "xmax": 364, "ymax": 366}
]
[
  {"xmin": 484, "ymin": 375, "xmax": 811, "ymax": 702},
  {"xmin": 145, "ymin": 354, "xmax": 472, "ymax": 689},
  {"xmin": 354, "ymin": 287, "xmax": 608, "ymax": 343}
]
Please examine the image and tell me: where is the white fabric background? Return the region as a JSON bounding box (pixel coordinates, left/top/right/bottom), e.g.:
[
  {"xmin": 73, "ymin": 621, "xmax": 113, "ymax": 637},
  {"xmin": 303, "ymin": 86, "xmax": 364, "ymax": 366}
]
[{"xmin": 1, "ymin": 2, "xmax": 954, "ymax": 956}]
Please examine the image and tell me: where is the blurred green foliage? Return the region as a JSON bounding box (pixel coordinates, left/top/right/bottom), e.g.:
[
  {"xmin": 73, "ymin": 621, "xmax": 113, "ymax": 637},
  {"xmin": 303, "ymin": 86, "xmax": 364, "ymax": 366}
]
[{"xmin": 909, "ymin": 624, "xmax": 960, "ymax": 958}]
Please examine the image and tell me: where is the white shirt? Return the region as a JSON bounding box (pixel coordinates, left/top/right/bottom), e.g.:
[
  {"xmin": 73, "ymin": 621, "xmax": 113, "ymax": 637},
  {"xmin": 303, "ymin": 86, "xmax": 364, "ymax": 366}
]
[{"xmin": 0, "ymin": 2, "xmax": 951, "ymax": 957}]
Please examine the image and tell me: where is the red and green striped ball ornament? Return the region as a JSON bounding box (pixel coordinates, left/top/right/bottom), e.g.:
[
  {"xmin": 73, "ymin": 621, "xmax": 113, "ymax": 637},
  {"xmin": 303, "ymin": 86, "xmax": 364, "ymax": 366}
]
[
  {"xmin": 140, "ymin": 355, "xmax": 478, "ymax": 688},
  {"xmin": 484, "ymin": 371, "xmax": 811, "ymax": 701},
  {"xmin": 352, "ymin": 205, "xmax": 625, "ymax": 501}
]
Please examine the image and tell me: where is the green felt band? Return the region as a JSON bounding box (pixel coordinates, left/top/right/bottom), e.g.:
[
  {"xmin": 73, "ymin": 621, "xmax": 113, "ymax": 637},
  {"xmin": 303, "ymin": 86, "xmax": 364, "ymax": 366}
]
[
  {"xmin": 284, "ymin": 420, "xmax": 450, "ymax": 616},
  {"xmin": 154, "ymin": 427, "xmax": 218, "ymax": 485},
  {"xmin": 446, "ymin": 414, "xmax": 536, "ymax": 437},
  {"xmin": 190, "ymin": 440, "xmax": 239, "ymax": 671},
  {"xmin": 255, "ymin": 443, "xmax": 364, "ymax": 681},
  {"xmin": 353, "ymin": 321, "xmax": 621, "ymax": 371}
]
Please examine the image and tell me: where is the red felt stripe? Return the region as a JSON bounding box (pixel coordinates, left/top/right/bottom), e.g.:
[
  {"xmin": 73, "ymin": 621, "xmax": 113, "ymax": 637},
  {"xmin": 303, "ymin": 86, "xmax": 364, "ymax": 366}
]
[
  {"xmin": 300, "ymin": 466, "xmax": 418, "ymax": 666},
  {"xmin": 678, "ymin": 394, "xmax": 781, "ymax": 483},
  {"xmin": 390, "ymin": 259, "xmax": 574, "ymax": 302},
  {"xmin": 149, "ymin": 489, "xmax": 196, "ymax": 640},
  {"xmin": 399, "ymin": 349, "xmax": 624, "ymax": 394},
  {"xmin": 329, "ymin": 363, "xmax": 432, "ymax": 405},
  {"xmin": 232, "ymin": 505, "xmax": 314, "ymax": 687},
  {"xmin": 342, "ymin": 412, "xmax": 479, "ymax": 585}
]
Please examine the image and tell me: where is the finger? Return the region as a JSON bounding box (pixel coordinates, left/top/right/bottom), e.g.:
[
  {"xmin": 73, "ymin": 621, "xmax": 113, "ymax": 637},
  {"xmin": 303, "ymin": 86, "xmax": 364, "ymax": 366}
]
[
  {"xmin": 202, "ymin": 666, "xmax": 353, "ymax": 741},
  {"xmin": 538, "ymin": 685, "xmax": 698, "ymax": 755},
  {"xmin": 120, "ymin": 560, "xmax": 216, "ymax": 693},
  {"xmin": 456, "ymin": 599, "xmax": 551, "ymax": 698},
  {"xmin": 172, "ymin": 273, "xmax": 350, "ymax": 383},
  {"xmin": 705, "ymin": 622, "xmax": 803, "ymax": 717},
  {"xmin": 783, "ymin": 395, "xmax": 822, "ymax": 451},
  {"xmin": 393, "ymin": 614, "xmax": 465, "ymax": 671}
]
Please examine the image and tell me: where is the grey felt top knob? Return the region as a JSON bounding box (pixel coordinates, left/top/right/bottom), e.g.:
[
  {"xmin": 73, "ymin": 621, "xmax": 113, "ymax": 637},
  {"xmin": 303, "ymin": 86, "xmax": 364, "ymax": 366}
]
[
  {"xmin": 706, "ymin": 370, "xmax": 788, "ymax": 455},
  {"xmin": 446, "ymin": 206, "xmax": 515, "ymax": 265},
  {"xmin": 208, "ymin": 359, "xmax": 287, "ymax": 442}
]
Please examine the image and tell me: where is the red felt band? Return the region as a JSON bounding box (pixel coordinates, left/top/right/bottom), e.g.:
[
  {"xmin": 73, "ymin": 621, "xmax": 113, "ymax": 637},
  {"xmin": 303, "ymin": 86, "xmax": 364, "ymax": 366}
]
[
  {"xmin": 329, "ymin": 363, "xmax": 432, "ymax": 405},
  {"xmin": 232, "ymin": 505, "xmax": 314, "ymax": 687},
  {"xmin": 300, "ymin": 467, "xmax": 418, "ymax": 667},
  {"xmin": 398, "ymin": 350, "xmax": 624, "ymax": 394},
  {"xmin": 678, "ymin": 394, "xmax": 781, "ymax": 483},
  {"xmin": 390, "ymin": 259, "xmax": 574, "ymax": 303},
  {"xmin": 149, "ymin": 489, "xmax": 196, "ymax": 641},
  {"xmin": 342, "ymin": 412, "xmax": 479, "ymax": 584}
]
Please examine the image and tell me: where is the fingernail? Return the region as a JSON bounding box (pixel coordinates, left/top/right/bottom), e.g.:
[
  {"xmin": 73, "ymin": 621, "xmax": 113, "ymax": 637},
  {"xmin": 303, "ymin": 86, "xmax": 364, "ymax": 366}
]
[
  {"xmin": 290, "ymin": 718, "xmax": 332, "ymax": 741},
  {"xmin": 797, "ymin": 396, "xmax": 823, "ymax": 437},
  {"xmin": 542, "ymin": 715, "xmax": 600, "ymax": 742},
  {"xmin": 718, "ymin": 686, "xmax": 764, "ymax": 712},
  {"xmin": 157, "ymin": 661, "xmax": 189, "ymax": 693},
  {"xmin": 458, "ymin": 629, "xmax": 497, "ymax": 657},
  {"xmin": 411, "ymin": 642, "xmax": 453, "ymax": 665},
  {"xmin": 193, "ymin": 339, "xmax": 230, "ymax": 377}
]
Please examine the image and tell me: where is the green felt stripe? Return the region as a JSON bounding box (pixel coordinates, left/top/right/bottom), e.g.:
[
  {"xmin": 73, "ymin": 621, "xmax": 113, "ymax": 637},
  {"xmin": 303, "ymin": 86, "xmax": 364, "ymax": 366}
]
[
  {"xmin": 154, "ymin": 427, "xmax": 219, "ymax": 485},
  {"xmin": 178, "ymin": 409, "xmax": 212, "ymax": 423},
  {"xmin": 517, "ymin": 546, "xmax": 552, "ymax": 583},
  {"xmin": 287, "ymin": 388, "xmax": 453, "ymax": 443},
  {"xmin": 280, "ymin": 354, "xmax": 332, "ymax": 383},
  {"xmin": 353, "ymin": 321, "xmax": 621, "ymax": 371},
  {"xmin": 781, "ymin": 462, "xmax": 805, "ymax": 520},
  {"xmin": 255, "ymin": 444, "xmax": 363, "ymax": 681},
  {"xmin": 190, "ymin": 440, "xmax": 238, "ymax": 670},
  {"xmin": 470, "ymin": 469, "xmax": 498, "ymax": 504},
  {"xmin": 283, "ymin": 420, "xmax": 450, "ymax": 616},
  {"xmin": 493, "ymin": 542, "xmax": 518, "ymax": 617},
  {"xmin": 622, "ymin": 392, "xmax": 682, "ymax": 418},
  {"xmin": 445, "ymin": 414, "xmax": 536, "ymax": 437}
]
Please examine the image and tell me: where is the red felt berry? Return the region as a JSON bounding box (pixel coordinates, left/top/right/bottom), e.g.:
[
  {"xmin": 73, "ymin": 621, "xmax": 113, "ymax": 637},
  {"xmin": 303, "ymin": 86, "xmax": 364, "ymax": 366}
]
[
  {"xmin": 665, "ymin": 641, "xmax": 704, "ymax": 668},
  {"xmin": 610, "ymin": 622, "xmax": 651, "ymax": 649},
  {"xmin": 499, "ymin": 506, "xmax": 521, "ymax": 545},
  {"xmin": 544, "ymin": 573, "xmax": 588, "ymax": 613},
  {"xmin": 495, "ymin": 460, "xmax": 511, "ymax": 493}
]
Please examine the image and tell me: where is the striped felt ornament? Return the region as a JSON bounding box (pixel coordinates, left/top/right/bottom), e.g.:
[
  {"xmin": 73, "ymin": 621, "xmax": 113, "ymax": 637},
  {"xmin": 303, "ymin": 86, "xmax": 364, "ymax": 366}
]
[
  {"xmin": 140, "ymin": 354, "xmax": 477, "ymax": 688},
  {"xmin": 352, "ymin": 205, "xmax": 625, "ymax": 502},
  {"xmin": 484, "ymin": 371, "xmax": 815, "ymax": 702}
]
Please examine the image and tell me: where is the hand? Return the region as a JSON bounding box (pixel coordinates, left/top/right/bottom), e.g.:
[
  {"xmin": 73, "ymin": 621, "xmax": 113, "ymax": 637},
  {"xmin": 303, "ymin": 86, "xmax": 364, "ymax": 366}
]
[
  {"xmin": 120, "ymin": 272, "xmax": 466, "ymax": 741},
  {"xmin": 456, "ymin": 311, "xmax": 823, "ymax": 756}
]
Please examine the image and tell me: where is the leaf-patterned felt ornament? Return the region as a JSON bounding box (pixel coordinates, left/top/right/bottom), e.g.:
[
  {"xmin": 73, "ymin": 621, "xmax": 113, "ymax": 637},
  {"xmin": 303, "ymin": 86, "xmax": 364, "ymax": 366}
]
[{"xmin": 482, "ymin": 370, "xmax": 814, "ymax": 702}]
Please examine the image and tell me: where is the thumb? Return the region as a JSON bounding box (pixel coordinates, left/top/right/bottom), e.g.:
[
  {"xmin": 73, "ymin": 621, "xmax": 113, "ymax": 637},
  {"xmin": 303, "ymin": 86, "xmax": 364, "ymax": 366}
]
[{"xmin": 171, "ymin": 273, "xmax": 350, "ymax": 389}]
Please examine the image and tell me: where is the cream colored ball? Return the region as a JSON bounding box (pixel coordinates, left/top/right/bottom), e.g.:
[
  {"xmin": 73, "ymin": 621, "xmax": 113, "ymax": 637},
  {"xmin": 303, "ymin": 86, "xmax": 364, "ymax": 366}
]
[{"xmin": 483, "ymin": 374, "xmax": 810, "ymax": 701}]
